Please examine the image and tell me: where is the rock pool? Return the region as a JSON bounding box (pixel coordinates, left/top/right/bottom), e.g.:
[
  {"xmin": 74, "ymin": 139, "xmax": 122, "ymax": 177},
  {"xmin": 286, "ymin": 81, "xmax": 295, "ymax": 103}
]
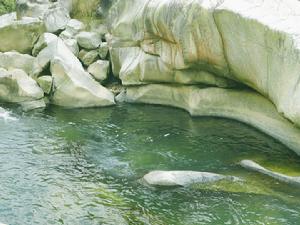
[{"xmin": 0, "ymin": 104, "xmax": 300, "ymax": 225}]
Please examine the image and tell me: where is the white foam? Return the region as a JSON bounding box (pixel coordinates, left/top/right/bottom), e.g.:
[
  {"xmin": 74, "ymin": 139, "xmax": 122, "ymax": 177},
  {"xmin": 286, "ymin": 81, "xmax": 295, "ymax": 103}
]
[{"xmin": 0, "ymin": 107, "xmax": 18, "ymax": 121}]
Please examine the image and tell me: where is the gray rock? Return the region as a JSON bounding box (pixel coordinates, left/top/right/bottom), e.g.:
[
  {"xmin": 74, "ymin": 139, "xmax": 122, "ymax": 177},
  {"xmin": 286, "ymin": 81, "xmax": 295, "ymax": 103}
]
[
  {"xmin": 142, "ymin": 170, "xmax": 235, "ymax": 187},
  {"xmin": 98, "ymin": 42, "xmax": 109, "ymax": 59},
  {"xmin": 76, "ymin": 32, "xmax": 102, "ymax": 49},
  {"xmin": 240, "ymin": 160, "xmax": 300, "ymax": 186},
  {"xmin": 65, "ymin": 19, "xmax": 85, "ymax": 35},
  {"xmin": 87, "ymin": 60, "xmax": 110, "ymax": 82},
  {"xmin": 0, "ymin": 52, "xmax": 35, "ymax": 75},
  {"xmin": 43, "ymin": 6, "xmax": 70, "ymax": 33},
  {"xmin": 0, "ymin": 15, "xmax": 45, "ymax": 54},
  {"xmin": 78, "ymin": 49, "xmax": 99, "ymax": 66},
  {"xmin": 32, "ymin": 33, "xmax": 58, "ymax": 56},
  {"xmin": 50, "ymin": 58, "xmax": 115, "ymax": 108},
  {"xmin": 63, "ymin": 39, "xmax": 79, "ymax": 56},
  {"xmin": 37, "ymin": 76, "xmax": 53, "ymax": 94},
  {"xmin": 32, "ymin": 37, "xmax": 115, "ymax": 108},
  {"xmin": 0, "ymin": 68, "xmax": 44, "ymax": 103},
  {"xmin": 19, "ymin": 99, "xmax": 46, "ymax": 111}
]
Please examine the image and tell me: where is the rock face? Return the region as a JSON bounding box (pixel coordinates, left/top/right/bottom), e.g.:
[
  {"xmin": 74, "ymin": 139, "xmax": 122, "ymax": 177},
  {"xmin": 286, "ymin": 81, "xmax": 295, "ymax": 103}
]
[
  {"xmin": 142, "ymin": 171, "xmax": 236, "ymax": 187},
  {"xmin": 108, "ymin": 0, "xmax": 300, "ymax": 155},
  {"xmin": 240, "ymin": 160, "xmax": 300, "ymax": 186},
  {"xmin": 88, "ymin": 60, "xmax": 110, "ymax": 82},
  {"xmin": 0, "ymin": 14, "xmax": 45, "ymax": 54}
]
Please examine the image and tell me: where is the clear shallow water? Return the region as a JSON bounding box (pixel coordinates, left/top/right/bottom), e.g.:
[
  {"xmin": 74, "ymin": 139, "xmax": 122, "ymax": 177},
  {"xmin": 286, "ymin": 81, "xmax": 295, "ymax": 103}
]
[{"xmin": 0, "ymin": 104, "xmax": 300, "ymax": 225}]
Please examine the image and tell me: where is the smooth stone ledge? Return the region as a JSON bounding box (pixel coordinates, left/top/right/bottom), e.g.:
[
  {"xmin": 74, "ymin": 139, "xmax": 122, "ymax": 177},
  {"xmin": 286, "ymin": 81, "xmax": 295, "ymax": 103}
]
[
  {"xmin": 142, "ymin": 171, "xmax": 237, "ymax": 187},
  {"xmin": 122, "ymin": 84, "xmax": 300, "ymax": 156},
  {"xmin": 240, "ymin": 160, "xmax": 300, "ymax": 186}
]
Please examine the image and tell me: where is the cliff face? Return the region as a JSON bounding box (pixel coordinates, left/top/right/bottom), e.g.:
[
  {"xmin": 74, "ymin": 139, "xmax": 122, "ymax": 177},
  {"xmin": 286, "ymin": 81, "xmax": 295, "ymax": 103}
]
[
  {"xmin": 107, "ymin": 0, "xmax": 300, "ymax": 155},
  {"xmin": 108, "ymin": 0, "xmax": 300, "ymax": 125}
]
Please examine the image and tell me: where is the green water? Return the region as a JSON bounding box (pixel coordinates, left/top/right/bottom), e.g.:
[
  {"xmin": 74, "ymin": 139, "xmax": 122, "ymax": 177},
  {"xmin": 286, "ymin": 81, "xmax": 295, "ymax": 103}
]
[{"xmin": 0, "ymin": 104, "xmax": 300, "ymax": 225}]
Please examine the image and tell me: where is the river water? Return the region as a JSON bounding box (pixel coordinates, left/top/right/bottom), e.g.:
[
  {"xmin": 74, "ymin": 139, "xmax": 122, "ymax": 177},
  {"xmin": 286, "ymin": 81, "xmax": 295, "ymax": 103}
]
[{"xmin": 0, "ymin": 104, "xmax": 300, "ymax": 225}]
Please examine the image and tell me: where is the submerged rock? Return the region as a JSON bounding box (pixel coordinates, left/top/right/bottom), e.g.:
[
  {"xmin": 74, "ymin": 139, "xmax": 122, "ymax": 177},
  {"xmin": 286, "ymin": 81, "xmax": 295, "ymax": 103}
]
[
  {"xmin": 240, "ymin": 160, "xmax": 300, "ymax": 186},
  {"xmin": 142, "ymin": 171, "xmax": 236, "ymax": 187}
]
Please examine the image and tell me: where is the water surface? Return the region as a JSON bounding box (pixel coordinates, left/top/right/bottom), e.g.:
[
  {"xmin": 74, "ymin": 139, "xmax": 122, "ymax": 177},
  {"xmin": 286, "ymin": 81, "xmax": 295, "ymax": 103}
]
[{"xmin": 0, "ymin": 104, "xmax": 300, "ymax": 225}]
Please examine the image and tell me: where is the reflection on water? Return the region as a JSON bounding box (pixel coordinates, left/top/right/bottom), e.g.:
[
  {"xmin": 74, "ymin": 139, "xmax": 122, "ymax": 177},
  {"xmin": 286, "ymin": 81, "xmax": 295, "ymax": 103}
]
[{"xmin": 0, "ymin": 104, "xmax": 300, "ymax": 225}]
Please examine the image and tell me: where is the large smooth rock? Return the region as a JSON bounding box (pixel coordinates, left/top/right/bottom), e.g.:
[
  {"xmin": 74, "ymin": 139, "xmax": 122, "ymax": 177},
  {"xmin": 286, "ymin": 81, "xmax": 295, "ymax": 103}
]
[
  {"xmin": 0, "ymin": 52, "xmax": 35, "ymax": 75},
  {"xmin": 0, "ymin": 15, "xmax": 45, "ymax": 54},
  {"xmin": 142, "ymin": 171, "xmax": 235, "ymax": 187},
  {"xmin": 121, "ymin": 84, "xmax": 300, "ymax": 156},
  {"xmin": 50, "ymin": 58, "xmax": 115, "ymax": 108},
  {"xmin": 240, "ymin": 160, "xmax": 300, "ymax": 186},
  {"xmin": 0, "ymin": 68, "xmax": 44, "ymax": 103},
  {"xmin": 76, "ymin": 31, "xmax": 102, "ymax": 49}
]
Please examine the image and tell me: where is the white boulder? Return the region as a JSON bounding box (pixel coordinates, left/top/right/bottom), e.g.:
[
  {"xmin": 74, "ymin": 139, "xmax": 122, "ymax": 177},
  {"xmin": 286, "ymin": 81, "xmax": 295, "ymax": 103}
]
[{"xmin": 43, "ymin": 6, "xmax": 70, "ymax": 33}]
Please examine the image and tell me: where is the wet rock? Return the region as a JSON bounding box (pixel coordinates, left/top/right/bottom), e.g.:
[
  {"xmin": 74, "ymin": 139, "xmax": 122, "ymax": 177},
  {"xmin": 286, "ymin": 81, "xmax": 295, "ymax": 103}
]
[
  {"xmin": 19, "ymin": 99, "xmax": 46, "ymax": 111},
  {"xmin": 87, "ymin": 60, "xmax": 110, "ymax": 82},
  {"xmin": 76, "ymin": 31, "xmax": 102, "ymax": 49}
]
